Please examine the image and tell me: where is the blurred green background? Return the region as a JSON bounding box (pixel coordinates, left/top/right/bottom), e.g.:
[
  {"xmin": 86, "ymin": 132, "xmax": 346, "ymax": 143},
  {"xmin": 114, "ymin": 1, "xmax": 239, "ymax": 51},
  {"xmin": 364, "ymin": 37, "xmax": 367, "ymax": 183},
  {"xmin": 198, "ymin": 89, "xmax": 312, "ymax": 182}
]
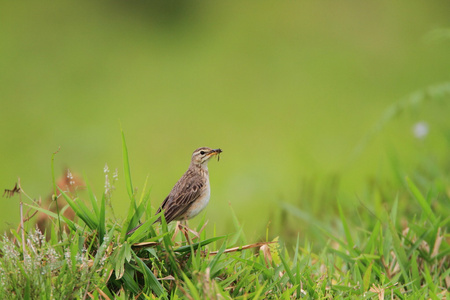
[{"xmin": 1, "ymin": 1, "xmax": 449, "ymax": 240}]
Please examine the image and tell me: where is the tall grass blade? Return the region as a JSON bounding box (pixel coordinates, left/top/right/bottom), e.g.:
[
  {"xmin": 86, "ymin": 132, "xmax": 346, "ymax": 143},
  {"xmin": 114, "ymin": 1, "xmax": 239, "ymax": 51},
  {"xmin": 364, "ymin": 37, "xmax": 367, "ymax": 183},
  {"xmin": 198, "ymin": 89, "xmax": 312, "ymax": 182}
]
[
  {"xmin": 121, "ymin": 270, "xmax": 141, "ymax": 296},
  {"xmin": 58, "ymin": 188, "xmax": 98, "ymax": 229},
  {"xmin": 85, "ymin": 177, "xmax": 99, "ymax": 217},
  {"xmin": 127, "ymin": 212, "xmax": 162, "ymax": 244},
  {"xmin": 98, "ymin": 193, "xmax": 106, "ymax": 242},
  {"xmin": 25, "ymin": 203, "xmax": 80, "ymax": 232},
  {"xmin": 279, "ymin": 252, "xmax": 296, "ymax": 285},
  {"xmin": 121, "ymin": 129, "xmax": 134, "ymax": 202},
  {"xmin": 181, "ymin": 272, "xmax": 201, "ymax": 300},
  {"xmin": 132, "ymin": 251, "xmax": 167, "ymax": 299},
  {"xmin": 387, "ymin": 217, "xmax": 410, "ymax": 283},
  {"xmin": 228, "ymin": 204, "xmax": 246, "ymax": 244},
  {"xmin": 364, "ymin": 220, "xmax": 381, "ymax": 254},
  {"xmin": 113, "ymin": 242, "xmax": 132, "ymax": 280},
  {"xmin": 208, "ymin": 242, "xmax": 227, "ymax": 277},
  {"xmin": 406, "ymin": 177, "xmax": 437, "ymax": 223},
  {"xmin": 252, "ymin": 282, "xmax": 266, "ymax": 299},
  {"xmin": 174, "ymin": 236, "xmax": 226, "ymax": 253},
  {"xmin": 363, "ymin": 262, "xmax": 373, "ymax": 292},
  {"xmin": 338, "ymin": 200, "xmax": 354, "ymax": 248}
]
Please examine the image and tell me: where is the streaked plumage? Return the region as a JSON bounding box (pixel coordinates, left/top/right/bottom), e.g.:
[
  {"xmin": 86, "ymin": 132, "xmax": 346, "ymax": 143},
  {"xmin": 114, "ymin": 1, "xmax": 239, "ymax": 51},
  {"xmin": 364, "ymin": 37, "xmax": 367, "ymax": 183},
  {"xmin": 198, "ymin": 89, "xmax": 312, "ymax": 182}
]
[{"xmin": 127, "ymin": 147, "xmax": 222, "ymax": 235}]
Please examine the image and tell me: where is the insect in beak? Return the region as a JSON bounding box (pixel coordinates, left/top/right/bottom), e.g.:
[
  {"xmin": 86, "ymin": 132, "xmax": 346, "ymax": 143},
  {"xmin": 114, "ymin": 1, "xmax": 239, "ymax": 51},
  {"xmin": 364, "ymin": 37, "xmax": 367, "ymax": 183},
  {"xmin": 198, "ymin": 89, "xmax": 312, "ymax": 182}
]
[{"xmin": 211, "ymin": 148, "xmax": 222, "ymax": 162}]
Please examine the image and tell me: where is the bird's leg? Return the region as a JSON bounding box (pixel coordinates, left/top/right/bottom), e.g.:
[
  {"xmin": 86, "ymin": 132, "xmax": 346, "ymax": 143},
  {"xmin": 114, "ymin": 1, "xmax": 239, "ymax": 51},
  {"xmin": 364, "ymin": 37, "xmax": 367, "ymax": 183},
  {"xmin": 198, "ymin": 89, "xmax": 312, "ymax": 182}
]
[
  {"xmin": 180, "ymin": 219, "xmax": 192, "ymax": 245},
  {"xmin": 179, "ymin": 220, "xmax": 205, "ymax": 242},
  {"xmin": 171, "ymin": 221, "xmax": 181, "ymax": 242},
  {"xmin": 171, "ymin": 221, "xmax": 193, "ymax": 244},
  {"xmin": 183, "ymin": 225, "xmax": 201, "ymax": 241}
]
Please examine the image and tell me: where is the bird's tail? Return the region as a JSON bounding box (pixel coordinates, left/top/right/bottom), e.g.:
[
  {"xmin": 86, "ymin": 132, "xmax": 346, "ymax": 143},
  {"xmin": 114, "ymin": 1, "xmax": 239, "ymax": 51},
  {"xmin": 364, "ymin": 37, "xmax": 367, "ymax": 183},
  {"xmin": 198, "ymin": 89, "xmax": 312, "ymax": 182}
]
[
  {"xmin": 126, "ymin": 218, "xmax": 161, "ymax": 235},
  {"xmin": 126, "ymin": 223, "xmax": 142, "ymax": 235}
]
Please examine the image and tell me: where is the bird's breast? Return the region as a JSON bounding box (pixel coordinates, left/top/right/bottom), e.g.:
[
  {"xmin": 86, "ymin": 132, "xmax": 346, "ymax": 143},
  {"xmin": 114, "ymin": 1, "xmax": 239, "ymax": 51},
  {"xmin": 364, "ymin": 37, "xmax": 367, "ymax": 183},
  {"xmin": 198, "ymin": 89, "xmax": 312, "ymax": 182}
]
[{"xmin": 185, "ymin": 176, "xmax": 210, "ymax": 219}]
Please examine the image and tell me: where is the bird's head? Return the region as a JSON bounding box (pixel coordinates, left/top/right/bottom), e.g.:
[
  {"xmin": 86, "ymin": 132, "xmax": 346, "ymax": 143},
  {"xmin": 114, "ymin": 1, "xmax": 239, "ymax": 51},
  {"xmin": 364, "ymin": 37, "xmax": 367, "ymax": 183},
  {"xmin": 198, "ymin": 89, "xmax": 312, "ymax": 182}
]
[{"xmin": 191, "ymin": 147, "xmax": 222, "ymax": 166}]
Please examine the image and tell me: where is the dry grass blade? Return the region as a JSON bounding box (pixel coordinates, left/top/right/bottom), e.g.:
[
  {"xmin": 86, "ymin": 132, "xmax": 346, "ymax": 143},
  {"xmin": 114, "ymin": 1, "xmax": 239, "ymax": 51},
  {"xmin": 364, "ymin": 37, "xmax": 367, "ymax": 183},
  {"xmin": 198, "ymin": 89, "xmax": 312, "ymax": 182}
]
[
  {"xmin": 209, "ymin": 241, "xmax": 276, "ymax": 256},
  {"xmin": 131, "ymin": 241, "xmax": 159, "ymax": 248},
  {"xmin": 15, "ymin": 196, "xmax": 41, "ymax": 233},
  {"xmin": 177, "ymin": 284, "xmax": 195, "ymax": 300},
  {"xmin": 369, "ymin": 284, "xmax": 385, "ymax": 300},
  {"xmin": 171, "ymin": 221, "xmax": 208, "ymax": 243},
  {"xmin": 96, "ymin": 288, "xmax": 111, "ymax": 300},
  {"xmin": 431, "ymin": 227, "xmax": 443, "ymax": 258},
  {"xmin": 260, "ymin": 244, "xmax": 272, "ymax": 267},
  {"xmin": 159, "ymin": 275, "xmax": 176, "ymax": 281}
]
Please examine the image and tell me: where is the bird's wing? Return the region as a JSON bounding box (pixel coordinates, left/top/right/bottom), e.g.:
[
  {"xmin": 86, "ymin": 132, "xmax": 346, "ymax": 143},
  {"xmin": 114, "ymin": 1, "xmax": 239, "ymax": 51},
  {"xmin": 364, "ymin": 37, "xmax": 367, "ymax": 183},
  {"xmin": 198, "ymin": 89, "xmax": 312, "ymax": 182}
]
[
  {"xmin": 158, "ymin": 173, "xmax": 204, "ymax": 223},
  {"xmin": 155, "ymin": 195, "xmax": 169, "ymax": 221}
]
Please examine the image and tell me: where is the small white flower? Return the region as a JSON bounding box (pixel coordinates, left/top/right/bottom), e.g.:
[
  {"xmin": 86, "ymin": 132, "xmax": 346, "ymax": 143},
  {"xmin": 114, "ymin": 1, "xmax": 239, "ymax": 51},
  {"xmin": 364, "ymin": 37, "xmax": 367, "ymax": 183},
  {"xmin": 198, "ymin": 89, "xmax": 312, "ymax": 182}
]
[
  {"xmin": 412, "ymin": 121, "xmax": 429, "ymax": 139},
  {"xmin": 2, "ymin": 241, "xmax": 20, "ymax": 261},
  {"xmin": 64, "ymin": 248, "xmax": 72, "ymax": 268},
  {"xmin": 67, "ymin": 169, "xmax": 75, "ymax": 185},
  {"xmin": 104, "ymin": 174, "xmax": 110, "ymax": 193},
  {"xmin": 23, "ymin": 253, "xmax": 32, "ymax": 270},
  {"xmin": 102, "ymin": 235, "xmax": 110, "ymax": 243}
]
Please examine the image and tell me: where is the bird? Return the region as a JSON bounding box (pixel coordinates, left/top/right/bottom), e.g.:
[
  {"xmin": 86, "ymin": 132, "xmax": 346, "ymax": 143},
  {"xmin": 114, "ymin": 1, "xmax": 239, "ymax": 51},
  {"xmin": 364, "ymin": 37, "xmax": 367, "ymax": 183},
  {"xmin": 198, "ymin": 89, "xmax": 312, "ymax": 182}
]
[{"xmin": 127, "ymin": 147, "xmax": 222, "ymax": 235}]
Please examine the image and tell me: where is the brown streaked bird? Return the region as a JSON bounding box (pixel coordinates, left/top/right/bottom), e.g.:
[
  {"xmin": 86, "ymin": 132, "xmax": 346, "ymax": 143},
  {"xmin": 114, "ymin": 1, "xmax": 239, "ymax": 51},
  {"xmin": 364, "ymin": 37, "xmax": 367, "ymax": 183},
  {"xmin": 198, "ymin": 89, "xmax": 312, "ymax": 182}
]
[{"xmin": 127, "ymin": 147, "xmax": 222, "ymax": 235}]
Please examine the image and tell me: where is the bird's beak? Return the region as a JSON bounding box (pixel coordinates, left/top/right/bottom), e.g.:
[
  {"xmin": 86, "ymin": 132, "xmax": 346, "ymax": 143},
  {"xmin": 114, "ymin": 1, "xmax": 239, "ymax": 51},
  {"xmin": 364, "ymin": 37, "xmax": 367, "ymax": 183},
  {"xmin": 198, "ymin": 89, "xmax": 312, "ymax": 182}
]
[{"xmin": 208, "ymin": 148, "xmax": 222, "ymax": 156}]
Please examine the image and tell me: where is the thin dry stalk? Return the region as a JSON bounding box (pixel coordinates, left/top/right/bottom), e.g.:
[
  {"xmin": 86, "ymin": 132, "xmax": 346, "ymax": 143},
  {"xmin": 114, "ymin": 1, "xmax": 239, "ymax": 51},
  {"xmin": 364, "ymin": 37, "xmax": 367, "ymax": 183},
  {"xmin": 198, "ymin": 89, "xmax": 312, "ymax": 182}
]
[{"xmin": 209, "ymin": 241, "xmax": 276, "ymax": 256}]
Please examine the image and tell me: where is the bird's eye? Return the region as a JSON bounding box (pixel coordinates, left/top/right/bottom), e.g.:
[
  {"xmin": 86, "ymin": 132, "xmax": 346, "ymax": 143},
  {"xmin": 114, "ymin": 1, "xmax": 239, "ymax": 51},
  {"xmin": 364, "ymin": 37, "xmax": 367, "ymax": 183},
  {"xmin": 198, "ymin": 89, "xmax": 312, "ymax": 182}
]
[{"xmin": 200, "ymin": 151, "xmax": 205, "ymax": 155}]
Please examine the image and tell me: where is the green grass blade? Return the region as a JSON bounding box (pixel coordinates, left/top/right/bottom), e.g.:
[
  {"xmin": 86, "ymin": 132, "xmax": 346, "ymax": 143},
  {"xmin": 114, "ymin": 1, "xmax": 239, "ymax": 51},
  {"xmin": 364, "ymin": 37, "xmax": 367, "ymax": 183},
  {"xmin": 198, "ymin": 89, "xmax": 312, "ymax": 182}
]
[
  {"xmin": 174, "ymin": 236, "xmax": 226, "ymax": 253},
  {"xmin": 24, "ymin": 278, "xmax": 31, "ymax": 299},
  {"xmin": 338, "ymin": 200, "xmax": 354, "ymax": 248},
  {"xmin": 121, "ymin": 128, "xmax": 134, "ymax": 202},
  {"xmin": 83, "ymin": 176, "xmax": 99, "ymax": 218},
  {"xmin": 121, "ymin": 269, "xmax": 141, "ymax": 295},
  {"xmin": 138, "ymin": 175, "xmax": 151, "ymax": 206},
  {"xmin": 181, "ymin": 272, "xmax": 201, "ymax": 300},
  {"xmin": 228, "ymin": 204, "xmax": 247, "ymax": 244},
  {"xmin": 98, "ymin": 193, "xmax": 106, "ymax": 242},
  {"xmin": 279, "ymin": 252, "xmax": 296, "ymax": 285},
  {"xmin": 364, "ymin": 220, "xmax": 381, "ymax": 254},
  {"xmin": 406, "ymin": 177, "xmax": 436, "ymax": 223},
  {"xmin": 252, "ymin": 282, "xmax": 266, "ymax": 299},
  {"xmin": 422, "ymin": 264, "xmax": 438, "ymax": 300},
  {"xmin": 387, "ymin": 216, "xmax": 410, "ymax": 283},
  {"xmin": 60, "ymin": 215, "xmax": 78, "ymax": 232},
  {"xmin": 390, "ymin": 195, "xmax": 399, "ymax": 225},
  {"xmin": 131, "ymin": 198, "xmax": 150, "ymax": 230},
  {"xmin": 208, "ymin": 242, "xmax": 227, "ymax": 277},
  {"xmin": 127, "ymin": 212, "xmax": 162, "ymax": 244},
  {"xmin": 234, "ymin": 257, "xmax": 272, "ymax": 278},
  {"xmin": 120, "ymin": 201, "xmax": 137, "ymax": 243},
  {"xmin": 353, "ymin": 262, "xmax": 364, "ymax": 294},
  {"xmin": 113, "ymin": 241, "xmax": 133, "ymax": 280},
  {"xmin": 132, "ymin": 250, "xmax": 167, "ymax": 299},
  {"xmin": 70, "ymin": 234, "xmax": 79, "ymax": 272},
  {"xmin": 410, "ymin": 252, "xmax": 420, "ymax": 290},
  {"xmin": 159, "ymin": 216, "xmax": 182, "ymax": 279},
  {"xmin": 363, "ymin": 262, "xmax": 373, "ymax": 292},
  {"xmin": 58, "ymin": 187, "xmax": 98, "ymax": 229},
  {"xmin": 24, "ymin": 203, "xmax": 80, "ymax": 231}
]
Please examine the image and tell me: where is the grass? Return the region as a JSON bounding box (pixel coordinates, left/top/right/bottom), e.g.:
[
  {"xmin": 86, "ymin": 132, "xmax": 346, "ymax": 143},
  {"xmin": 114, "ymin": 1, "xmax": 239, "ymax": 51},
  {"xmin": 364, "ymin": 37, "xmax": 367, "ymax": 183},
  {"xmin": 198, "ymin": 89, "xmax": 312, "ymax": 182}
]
[
  {"xmin": 1, "ymin": 4, "xmax": 449, "ymax": 298},
  {"xmin": 0, "ymin": 128, "xmax": 448, "ymax": 299}
]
